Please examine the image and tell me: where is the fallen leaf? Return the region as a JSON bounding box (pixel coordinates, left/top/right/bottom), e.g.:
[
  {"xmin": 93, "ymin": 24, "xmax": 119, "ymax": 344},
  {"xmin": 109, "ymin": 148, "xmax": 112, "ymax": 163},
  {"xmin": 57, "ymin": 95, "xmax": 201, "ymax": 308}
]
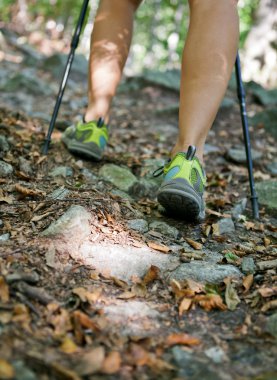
[
  {"xmin": 128, "ymin": 343, "xmax": 149, "ymax": 366},
  {"xmin": 117, "ymin": 290, "xmax": 136, "ymax": 299},
  {"xmin": 72, "ymin": 310, "xmax": 100, "ymax": 332},
  {"xmin": 261, "ymin": 299, "xmax": 277, "ymax": 312},
  {"xmin": 212, "ymin": 223, "xmax": 220, "ymax": 236},
  {"xmin": 148, "ymin": 242, "xmax": 170, "ymax": 253},
  {"xmin": 194, "ymin": 294, "xmax": 227, "ymax": 311},
  {"xmin": 165, "ymin": 333, "xmax": 200, "ymax": 347},
  {"xmin": 60, "ymin": 336, "xmax": 79, "ymax": 354},
  {"xmin": 243, "ymin": 274, "xmax": 254, "ymax": 293},
  {"xmin": 14, "ymin": 183, "xmax": 45, "ymax": 197},
  {"xmin": 101, "ymin": 351, "xmax": 121, "ymax": 375},
  {"xmin": 142, "ymin": 265, "xmax": 160, "ymax": 285},
  {"xmin": 0, "ymin": 276, "xmax": 9, "ymax": 303},
  {"xmin": 179, "ymin": 298, "xmax": 193, "ymax": 315},
  {"xmin": 0, "ymin": 359, "xmax": 15, "ymax": 379},
  {"xmin": 170, "ymin": 279, "xmax": 195, "ymax": 300},
  {"xmin": 131, "ymin": 283, "xmax": 147, "ymax": 297},
  {"xmin": 258, "ymin": 287, "xmax": 277, "ymax": 298},
  {"xmin": 225, "ymin": 281, "xmax": 240, "ymax": 311},
  {"xmin": 72, "ymin": 287, "xmax": 101, "ymax": 304},
  {"xmin": 75, "ymin": 347, "xmax": 105, "ymax": 376},
  {"xmin": 185, "ymin": 238, "xmax": 202, "ymax": 250}
]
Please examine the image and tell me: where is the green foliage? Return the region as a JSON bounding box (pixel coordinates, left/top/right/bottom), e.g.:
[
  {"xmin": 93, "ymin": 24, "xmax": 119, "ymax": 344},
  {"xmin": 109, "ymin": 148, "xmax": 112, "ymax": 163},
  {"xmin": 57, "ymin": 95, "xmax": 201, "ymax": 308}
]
[{"xmin": 238, "ymin": 0, "xmax": 260, "ymax": 47}]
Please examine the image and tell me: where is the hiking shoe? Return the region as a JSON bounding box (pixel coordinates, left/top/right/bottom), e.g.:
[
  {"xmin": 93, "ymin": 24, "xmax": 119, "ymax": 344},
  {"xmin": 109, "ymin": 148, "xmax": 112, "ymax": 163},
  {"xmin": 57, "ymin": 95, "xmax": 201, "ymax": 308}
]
[
  {"xmin": 62, "ymin": 118, "xmax": 108, "ymax": 160},
  {"xmin": 156, "ymin": 146, "xmax": 206, "ymax": 220}
]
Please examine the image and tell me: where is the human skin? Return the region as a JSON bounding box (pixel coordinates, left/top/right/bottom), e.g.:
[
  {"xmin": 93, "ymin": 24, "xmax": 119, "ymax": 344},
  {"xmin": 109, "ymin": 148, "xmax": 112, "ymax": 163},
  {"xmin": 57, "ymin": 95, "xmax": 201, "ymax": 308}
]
[{"xmin": 85, "ymin": 0, "xmax": 239, "ymax": 163}]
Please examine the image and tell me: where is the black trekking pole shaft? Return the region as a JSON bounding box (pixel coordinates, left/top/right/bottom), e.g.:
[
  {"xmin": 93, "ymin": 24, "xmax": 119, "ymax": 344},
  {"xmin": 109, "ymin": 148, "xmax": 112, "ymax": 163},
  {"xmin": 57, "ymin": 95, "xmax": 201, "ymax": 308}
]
[
  {"xmin": 235, "ymin": 53, "xmax": 259, "ymax": 219},
  {"xmin": 43, "ymin": 0, "xmax": 90, "ymax": 155}
]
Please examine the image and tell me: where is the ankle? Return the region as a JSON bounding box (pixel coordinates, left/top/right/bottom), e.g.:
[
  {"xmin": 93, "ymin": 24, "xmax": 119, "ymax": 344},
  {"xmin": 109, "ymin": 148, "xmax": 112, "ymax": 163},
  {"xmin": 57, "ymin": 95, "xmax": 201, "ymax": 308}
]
[{"xmin": 171, "ymin": 142, "xmax": 204, "ymax": 163}]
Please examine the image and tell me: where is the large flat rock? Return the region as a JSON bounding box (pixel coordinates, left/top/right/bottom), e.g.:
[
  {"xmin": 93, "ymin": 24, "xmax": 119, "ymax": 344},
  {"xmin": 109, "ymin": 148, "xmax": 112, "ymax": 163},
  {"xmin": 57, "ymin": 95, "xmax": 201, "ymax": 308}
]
[{"xmin": 74, "ymin": 243, "xmax": 179, "ymax": 281}]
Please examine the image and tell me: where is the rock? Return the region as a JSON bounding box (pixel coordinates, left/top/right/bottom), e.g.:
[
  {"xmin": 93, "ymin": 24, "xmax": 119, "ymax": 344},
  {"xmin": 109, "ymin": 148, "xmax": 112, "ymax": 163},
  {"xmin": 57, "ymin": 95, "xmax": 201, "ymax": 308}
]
[
  {"xmin": 141, "ymin": 158, "xmax": 165, "ymax": 181},
  {"xmin": 103, "ymin": 300, "xmax": 162, "ymax": 336},
  {"xmin": 141, "ymin": 69, "xmax": 181, "ymax": 91},
  {"xmin": 250, "ymin": 108, "xmax": 277, "ymax": 140},
  {"xmin": 241, "ymin": 257, "xmax": 256, "ymax": 274},
  {"xmin": 0, "ymin": 135, "xmax": 9, "ymax": 153},
  {"xmin": 127, "ymin": 219, "xmax": 149, "ymax": 233},
  {"xmin": 40, "ymin": 53, "xmax": 88, "ymax": 81},
  {"xmin": 81, "ymin": 168, "xmax": 98, "ymax": 182},
  {"xmin": 41, "ymin": 205, "xmax": 91, "ymax": 238},
  {"xmin": 266, "ymin": 313, "xmax": 277, "ymax": 339},
  {"xmin": 0, "ymin": 160, "xmax": 13, "ymax": 177},
  {"xmin": 49, "ymin": 166, "xmax": 73, "ymax": 178},
  {"xmin": 13, "ymin": 360, "xmax": 37, "ymax": 380},
  {"xmin": 218, "ymin": 218, "xmax": 235, "ymax": 234},
  {"xmin": 99, "ymin": 164, "xmax": 137, "ymax": 192},
  {"xmin": 47, "ymin": 187, "xmax": 71, "ymax": 200},
  {"xmin": 255, "ymin": 180, "xmax": 277, "ymax": 217},
  {"xmin": 220, "ymin": 97, "xmax": 236, "ymax": 109},
  {"xmin": 75, "ymin": 243, "xmax": 179, "ymax": 281},
  {"xmin": 204, "ymin": 346, "xmax": 226, "ymax": 364},
  {"xmin": 1, "ymin": 69, "xmax": 53, "ymax": 96},
  {"xmin": 231, "ymin": 198, "xmax": 247, "ymax": 220},
  {"xmin": 19, "ymin": 157, "xmax": 33, "ymax": 176},
  {"xmin": 0, "ymin": 233, "xmax": 10, "ymax": 242},
  {"xmin": 226, "ymin": 147, "xmax": 262, "ymax": 164},
  {"xmin": 111, "ymin": 189, "xmax": 133, "ymax": 201},
  {"xmin": 266, "ymin": 161, "xmax": 277, "ymax": 176},
  {"xmin": 169, "ymin": 262, "xmax": 242, "ymax": 284},
  {"xmin": 246, "ymin": 81, "xmax": 277, "ymax": 106},
  {"xmin": 172, "ymin": 348, "xmax": 222, "ymax": 380},
  {"xmin": 149, "ymin": 220, "xmax": 179, "ymax": 240},
  {"xmin": 204, "ymin": 144, "xmax": 221, "ymax": 155},
  {"xmin": 130, "ymin": 178, "xmax": 159, "ymax": 199},
  {"xmin": 0, "ymin": 219, "xmax": 3, "ymax": 227}
]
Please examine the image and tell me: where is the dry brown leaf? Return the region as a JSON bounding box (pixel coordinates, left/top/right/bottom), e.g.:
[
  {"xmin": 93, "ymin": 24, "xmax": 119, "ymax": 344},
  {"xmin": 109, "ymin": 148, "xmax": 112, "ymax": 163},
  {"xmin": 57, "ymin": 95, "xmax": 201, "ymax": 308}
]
[
  {"xmin": 111, "ymin": 277, "xmax": 128, "ymax": 289},
  {"xmin": 264, "ymin": 237, "xmax": 271, "ymax": 247},
  {"xmin": 186, "ymin": 279, "xmax": 205, "ymax": 293},
  {"xmin": 0, "ymin": 276, "xmax": 9, "ymax": 303},
  {"xmin": 194, "ymin": 294, "xmax": 227, "ymax": 311},
  {"xmin": 117, "ymin": 290, "xmax": 136, "ymax": 299},
  {"xmin": 243, "ymin": 274, "xmax": 254, "ymax": 293},
  {"xmin": 60, "ymin": 336, "xmax": 79, "ymax": 354},
  {"xmin": 75, "ymin": 346, "xmax": 105, "ymax": 376},
  {"xmin": 212, "ymin": 223, "xmax": 220, "ymax": 236},
  {"xmin": 185, "ymin": 238, "xmax": 203, "ymax": 250},
  {"xmin": 170, "ymin": 279, "xmax": 195, "ymax": 300},
  {"xmin": 261, "ymin": 299, "xmax": 277, "ymax": 313},
  {"xmin": 148, "ymin": 241, "xmax": 170, "ymax": 253},
  {"xmin": 131, "ymin": 283, "xmax": 147, "ymax": 297},
  {"xmin": 14, "ymin": 183, "xmax": 45, "ymax": 197},
  {"xmin": 72, "ymin": 287, "xmax": 101, "ymax": 303},
  {"xmin": 101, "ymin": 351, "xmax": 121, "ymax": 375},
  {"xmin": 225, "ymin": 281, "xmax": 240, "ymax": 311},
  {"xmin": 179, "ymin": 298, "xmax": 193, "ymax": 315},
  {"xmin": 142, "ymin": 265, "xmax": 160, "ymax": 285},
  {"xmin": 0, "ymin": 189, "xmax": 13, "ymax": 204},
  {"xmin": 165, "ymin": 333, "xmax": 201, "ymax": 347},
  {"xmin": 258, "ymin": 287, "xmax": 277, "ymax": 298},
  {"xmin": 48, "ymin": 308, "xmax": 72, "ymax": 336},
  {"xmin": 72, "ymin": 310, "xmax": 100, "ymax": 332},
  {"xmin": 0, "ymin": 359, "xmax": 15, "ymax": 379},
  {"xmin": 129, "ymin": 343, "xmax": 149, "ymax": 366}
]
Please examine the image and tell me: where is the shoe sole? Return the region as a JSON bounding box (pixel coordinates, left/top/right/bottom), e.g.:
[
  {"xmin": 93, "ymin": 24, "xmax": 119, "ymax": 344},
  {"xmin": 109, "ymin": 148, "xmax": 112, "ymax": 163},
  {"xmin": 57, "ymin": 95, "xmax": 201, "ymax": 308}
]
[
  {"xmin": 158, "ymin": 182, "xmax": 205, "ymax": 221},
  {"xmin": 63, "ymin": 139, "xmax": 103, "ymax": 161}
]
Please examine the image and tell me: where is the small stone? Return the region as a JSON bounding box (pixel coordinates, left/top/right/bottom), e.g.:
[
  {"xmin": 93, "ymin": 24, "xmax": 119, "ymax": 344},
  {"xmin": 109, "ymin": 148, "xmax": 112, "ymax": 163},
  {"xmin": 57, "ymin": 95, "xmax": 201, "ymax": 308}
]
[
  {"xmin": 0, "ymin": 135, "xmax": 9, "ymax": 152},
  {"xmin": 205, "ymin": 346, "xmax": 226, "ymax": 364},
  {"xmin": 130, "ymin": 178, "xmax": 159, "ymax": 198},
  {"xmin": 42, "ymin": 205, "xmax": 91, "ymax": 238},
  {"xmin": 99, "ymin": 164, "xmax": 137, "ymax": 192},
  {"xmin": 127, "ymin": 219, "xmax": 149, "ymax": 233},
  {"xmin": 0, "ymin": 160, "xmax": 13, "ymax": 177},
  {"xmin": 218, "ymin": 218, "xmax": 235, "ymax": 234},
  {"xmin": 49, "ymin": 166, "xmax": 73, "ymax": 178},
  {"xmin": 47, "ymin": 187, "xmax": 71, "ymax": 200},
  {"xmin": 169, "ymin": 261, "xmax": 242, "ymax": 284},
  {"xmin": 0, "ymin": 233, "xmax": 10, "ymax": 242},
  {"xmin": 0, "ymin": 219, "xmax": 3, "ymax": 227},
  {"xmin": 231, "ymin": 198, "xmax": 247, "ymax": 220},
  {"xmin": 204, "ymin": 144, "xmax": 221, "ymax": 155},
  {"xmin": 255, "ymin": 180, "xmax": 277, "ymax": 217},
  {"xmin": 13, "ymin": 360, "xmax": 37, "ymax": 380},
  {"xmin": 19, "ymin": 157, "xmax": 33, "ymax": 176},
  {"xmin": 241, "ymin": 257, "xmax": 256, "ymax": 274},
  {"xmin": 149, "ymin": 220, "xmax": 179, "ymax": 240},
  {"xmin": 266, "ymin": 313, "xmax": 277, "ymax": 339},
  {"xmin": 226, "ymin": 147, "xmax": 262, "ymax": 164},
  {"xmin": 266, "ymin": 161, "xmax": 277, "ymax": 175},
  {"xmin": 81, "ymin": 168, "xmax": 98, "ymax": 182}
]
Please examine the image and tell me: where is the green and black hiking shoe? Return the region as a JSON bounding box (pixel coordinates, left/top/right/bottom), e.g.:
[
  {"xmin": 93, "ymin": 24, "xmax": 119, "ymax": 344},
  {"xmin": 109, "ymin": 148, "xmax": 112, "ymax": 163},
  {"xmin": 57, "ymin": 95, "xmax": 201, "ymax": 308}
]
[
  {"xmin": 155, "ymin": 146, "xmax": 206, "ymax": 220},
  {"xmin": 62, "ymin": 117, "xmax": 108, "ymax": 160}
]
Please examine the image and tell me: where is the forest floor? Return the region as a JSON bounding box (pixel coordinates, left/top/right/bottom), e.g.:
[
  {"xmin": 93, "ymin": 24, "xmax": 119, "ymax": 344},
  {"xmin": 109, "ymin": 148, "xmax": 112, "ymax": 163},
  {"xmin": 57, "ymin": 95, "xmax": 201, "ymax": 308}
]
[{"xmin": 0, "ymin": 28, "xmax": 277, "ymax": 380}]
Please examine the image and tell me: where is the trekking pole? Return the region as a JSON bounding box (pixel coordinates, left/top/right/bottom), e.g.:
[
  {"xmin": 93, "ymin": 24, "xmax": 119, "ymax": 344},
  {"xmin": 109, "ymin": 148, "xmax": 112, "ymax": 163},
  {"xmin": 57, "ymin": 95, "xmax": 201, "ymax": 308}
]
[
  {"xmin": 235, "ymin": 53, "xmax": 259, "ymax": 219},
  {"xmin": 43, "ymin": 0, "xmax": 90, "ymax": 155}
]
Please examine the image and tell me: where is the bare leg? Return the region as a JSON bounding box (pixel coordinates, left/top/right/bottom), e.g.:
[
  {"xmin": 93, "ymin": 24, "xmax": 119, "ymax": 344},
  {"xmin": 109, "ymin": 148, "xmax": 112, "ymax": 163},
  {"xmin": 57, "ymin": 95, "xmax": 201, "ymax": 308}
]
[
  {"xmin": 172, "ymin": 0, "xmax": 239, "ymax": 162},
  {"xmin": 84, "ymin": 0, "xmax": 142, "ymax": 124}
]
